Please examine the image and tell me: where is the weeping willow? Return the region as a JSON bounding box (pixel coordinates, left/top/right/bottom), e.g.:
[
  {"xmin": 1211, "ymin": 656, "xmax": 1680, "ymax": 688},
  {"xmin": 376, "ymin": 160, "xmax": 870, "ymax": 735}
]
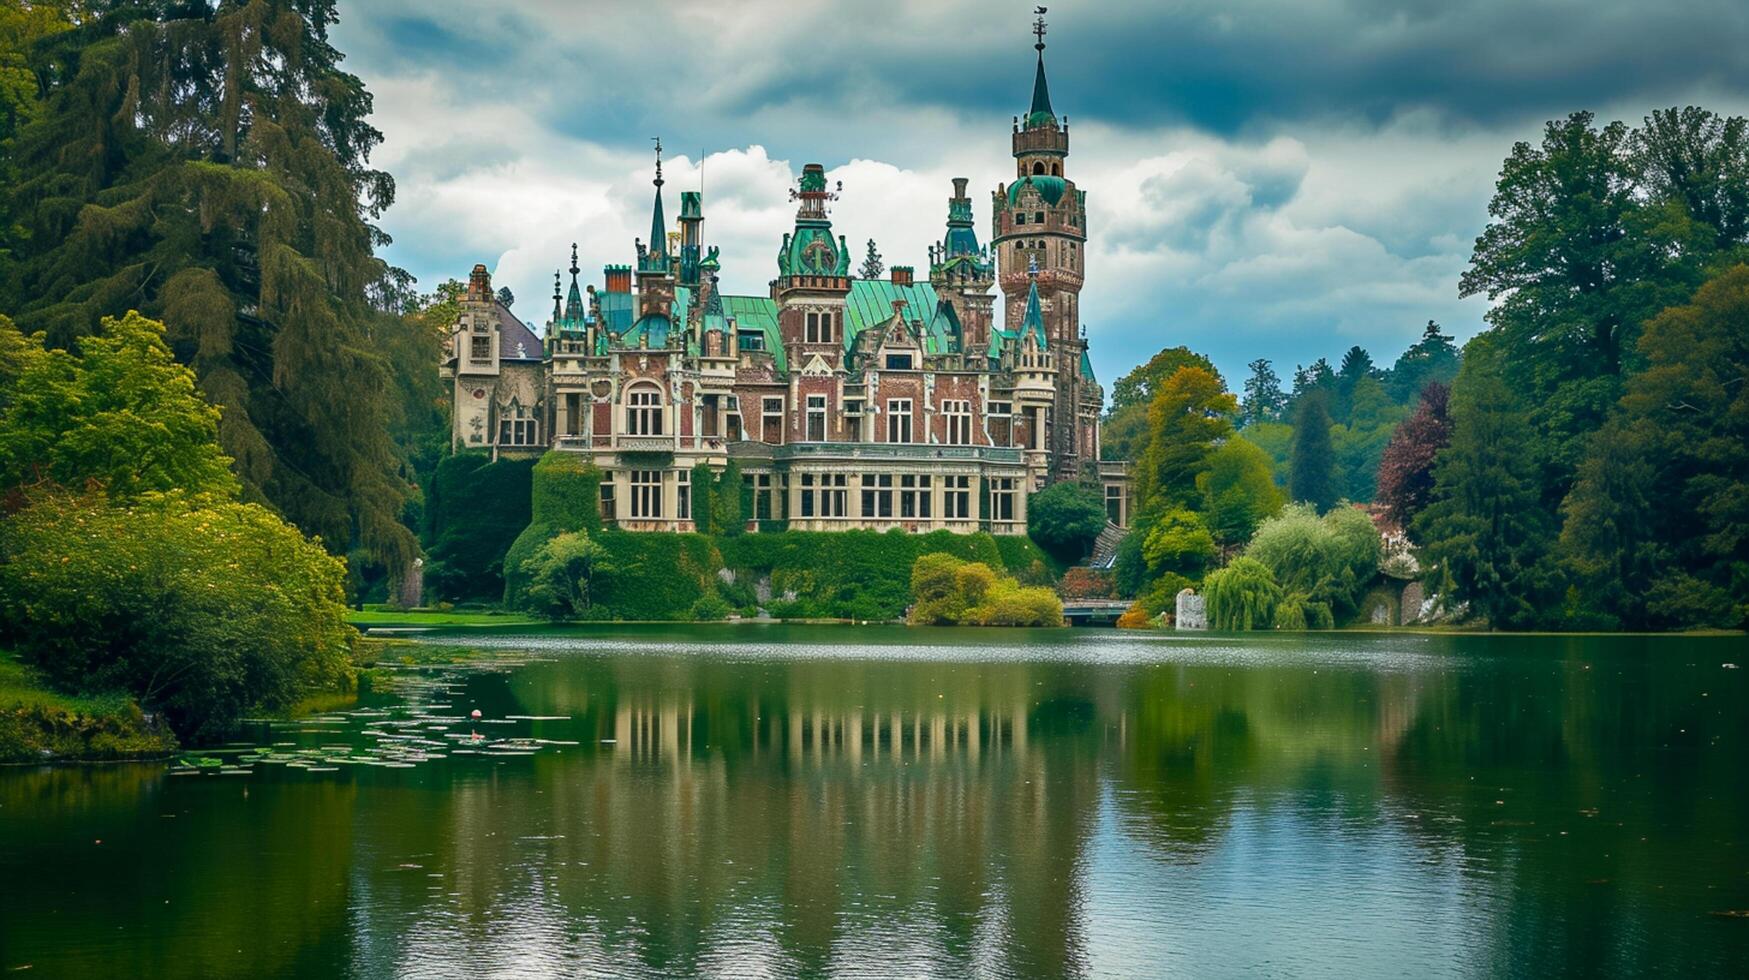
[
  {"xmin": 1203, "ymin": 557, "xmax": 1282, "ymax": 631},
  {"xmin": 0, "ymin": 1, "xmax": 429, "ymax": 570}
]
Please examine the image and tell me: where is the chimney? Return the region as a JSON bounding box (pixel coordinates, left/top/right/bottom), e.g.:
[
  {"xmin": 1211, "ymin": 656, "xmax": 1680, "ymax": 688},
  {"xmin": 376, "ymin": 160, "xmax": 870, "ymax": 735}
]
[
  {"xmin": 467, "ymin": 264, "xmax": 491, "ymax": 302},
  {"xmin": 604, "ymin": 264, "xmax": 632, "ymax": 293},
  {"xmin": 951, "ymin": 177, "xmax": 969, "ymax": 198},
  {"xmin": 890, "ymin": 265, "xmax": 913, "ymax": 286}
]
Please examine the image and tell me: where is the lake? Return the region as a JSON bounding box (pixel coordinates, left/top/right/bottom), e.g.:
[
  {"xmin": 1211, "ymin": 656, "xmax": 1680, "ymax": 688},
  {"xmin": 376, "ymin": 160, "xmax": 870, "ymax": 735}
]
[{"xmin": 2, "ymin": 625, "xmax": 1747, "ymax": 978}]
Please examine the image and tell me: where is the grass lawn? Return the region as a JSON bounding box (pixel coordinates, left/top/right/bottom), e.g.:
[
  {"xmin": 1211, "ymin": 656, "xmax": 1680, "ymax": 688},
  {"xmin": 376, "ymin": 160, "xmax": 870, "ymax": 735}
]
[
  {"xmin": 1, "ymin": 650, "xmax": 177, "ymax": 762},
  {"xmin": 347, "ymin": 605, "xmax": 540, "ymax": 627}
]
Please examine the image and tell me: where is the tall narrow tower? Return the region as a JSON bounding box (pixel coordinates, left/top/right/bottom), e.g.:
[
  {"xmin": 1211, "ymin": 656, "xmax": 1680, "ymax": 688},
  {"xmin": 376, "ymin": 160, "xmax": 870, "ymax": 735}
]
[{"xmin": 992, "ymin": 9, "xmax": 1090, "ymax": 476}]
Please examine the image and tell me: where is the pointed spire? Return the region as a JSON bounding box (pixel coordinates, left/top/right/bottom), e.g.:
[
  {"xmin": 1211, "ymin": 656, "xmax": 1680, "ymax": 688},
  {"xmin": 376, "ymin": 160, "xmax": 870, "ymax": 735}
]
[
  {"xmin": 552, "ymin": 269, "xmax": 562, "ymax": 324},
  {"xmin": 649, "ymin": 137, "xmax": 667, "ymax": 257},
  {"xmin": 564, "ymin": 243, "xmax": 584, "ymax": 321},
  {"xmin": 1027, "ymin": 7, "xmax": 1055, "ymax": 127},
  {"xmin": 1021, "ymin": 256, "xmax": 1048, "ymax": 345}
]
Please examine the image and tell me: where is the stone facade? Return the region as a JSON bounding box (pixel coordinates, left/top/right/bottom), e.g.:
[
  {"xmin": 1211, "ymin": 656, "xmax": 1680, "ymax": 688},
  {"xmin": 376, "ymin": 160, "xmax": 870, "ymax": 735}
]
[{"xmin": 440, "ymin": 29, "xmax": 1129, "ymax": 535}]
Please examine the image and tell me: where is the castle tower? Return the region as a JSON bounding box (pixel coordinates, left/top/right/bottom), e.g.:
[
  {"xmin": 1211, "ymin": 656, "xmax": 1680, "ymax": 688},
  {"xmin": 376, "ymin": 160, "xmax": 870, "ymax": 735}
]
[
  {"xmin": 991, "ymin": 11, "xmax": 1090, "ymax": 477},
  {"xmin": 775, "ymin": 163, "xmax": 850, "ymax": 368},
  {"xmin": 678, "ymin": 190, "xmax": 703, "ymax": 289},
  {"xmin": 634, "ymin": 139, "xmax": 676, "ymax": 334},
  {"xmin": 929, "ymin": 176, "xmax": 996, "ymax": 356}
]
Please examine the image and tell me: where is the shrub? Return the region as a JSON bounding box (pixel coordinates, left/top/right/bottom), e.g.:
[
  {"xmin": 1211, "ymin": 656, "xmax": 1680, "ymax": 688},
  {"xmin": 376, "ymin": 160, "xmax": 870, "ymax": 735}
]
[
  {"xmin": 516, "ymin": 530, "xmax": 612, "ymax": 619},
  {"xmin": 1058, "ymin": 567, "xmax": 1114, "ymax": 599},
  {"xmin": 1243, "ymin": 502, "xmax": 1381, "ymax": 619},
  {"xmin": 0, "ymin": 491, "xmax": 355, "ymax": 741},
  {"xmin": 1203, "ymin": 557, "xmax": 1283, "ymax": 631},
  {"xmin": 905, "ymin": 554, "xmax": 1063, "ymax": 627},
  {"xmin": 690, "ymin": 592, "xmax": 733, "ymax": 621},
  {"xmin": 530, "ymin": 452, "xmax": 603, "ymax": 532},
  {"xmin": 1141, "ymin": 507, "xmax": 1217, "ymax": 577},
  {"xmin": 1027, "ymin": 481, "xmax": 1108, "ymax": 561}
]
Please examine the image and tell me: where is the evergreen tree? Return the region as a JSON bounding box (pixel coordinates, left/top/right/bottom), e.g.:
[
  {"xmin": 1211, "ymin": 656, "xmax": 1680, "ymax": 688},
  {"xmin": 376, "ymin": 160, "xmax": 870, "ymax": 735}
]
[
  {"xmin": 0, "ymin": 1, "xmax": 423, "ymax": 570},
  {"xmin": 1414, "ymin": 337, "xmax": 1555, "ymax": 629},
  {"xmin": 1288, "ymin": 391, "xmax": 1337, "ymax": 513},
  {"xmin": 1240, "ymin": 357, "xmax": 1286, "ymax": 426},
  {"xmin": 1333, "ymin": 345, "xmax": 1375, "ymax": 424},
  {"xmin": 859, "ymin": 238, "xmax": 883, "ymax": 279},
  {"xmin": 1386, "ymin": 321, "xmax": 1461, "ymax": 403}
]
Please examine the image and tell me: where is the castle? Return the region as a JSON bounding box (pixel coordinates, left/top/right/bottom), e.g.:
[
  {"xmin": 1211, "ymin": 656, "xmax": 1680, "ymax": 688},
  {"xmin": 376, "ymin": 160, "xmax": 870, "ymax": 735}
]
[{"xmin": 442, "ymin": 22, "xmax": 1132, "ymax": 534}]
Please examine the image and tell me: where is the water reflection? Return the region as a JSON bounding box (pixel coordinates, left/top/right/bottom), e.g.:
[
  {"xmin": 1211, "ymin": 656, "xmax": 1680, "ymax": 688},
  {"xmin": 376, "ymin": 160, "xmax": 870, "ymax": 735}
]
[{"xmin": 2, "ymin": 627, "xmax": 1747, "ymax": 978}]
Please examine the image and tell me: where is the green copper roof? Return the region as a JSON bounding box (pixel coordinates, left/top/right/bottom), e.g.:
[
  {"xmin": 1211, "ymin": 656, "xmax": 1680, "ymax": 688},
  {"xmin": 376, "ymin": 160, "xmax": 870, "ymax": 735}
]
[
  {"xmin": 597, "ymin": 291, "xmax": 635, "ymax": 335},
  {"xmin": 721, "ymin": 294, "xmax": 786, "ymax": 373},
  {"xmin": 1080, "ymin": 349, "xmax": 1095, "ymax": 381},
  {"xmin": 649, "ymin": 183, "xmax": 667, "ymax": 257},
  {"xmin": 1020, "ymin": 277, "xmax": 1048, "ymax": 346},
  {"xmin": 1026, "ymin": 51, "xmax": 1055, "ymax": 128},
  {"xmin": 843, "ymin": 279, "xmax": 940, "ymax": 351},
  {"xmin": 1007, "ymin": 175, "xmax": 1067, "ymax": 207}
]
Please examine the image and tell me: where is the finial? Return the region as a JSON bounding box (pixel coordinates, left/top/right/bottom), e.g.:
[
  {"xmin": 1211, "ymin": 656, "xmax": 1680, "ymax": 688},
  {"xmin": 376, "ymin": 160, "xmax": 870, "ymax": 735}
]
[
  {"xmin": 652, "ymin": 137, "xmax": 664, "ymax": 187},
  {"xmin": 569, "ymin": 243, "xmax": 579, "ymax": 277},
  {"xmin": 1033, "ymin": 6, "xmax": 1048, "ymax": 51},
  {"xmin": 553, "ymin": 270, "xmax": 561, "ymax": 299}
]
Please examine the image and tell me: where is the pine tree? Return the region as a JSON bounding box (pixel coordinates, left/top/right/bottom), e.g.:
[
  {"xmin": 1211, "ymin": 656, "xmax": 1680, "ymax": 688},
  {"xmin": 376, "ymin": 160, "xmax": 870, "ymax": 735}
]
[
  {"xmin": 1414, "ymin": 337, "xmax": 1554, "ymax": 629},
  {"xmin": 859, "ymin": 238, "xmax": 883, "ymax": 279},
  {"xmin": 1240, "ymin": 358, "xmax": 1285, "ymax": 426},
  {"xmin": 1333, "ymin": 345, "xmax": 1375, "ymax": 424},
  {"xmin": 1386, "ymin": 321, "xmax": 1461, "ymax": 403},
  {"xmin": 1288, "ymin": 391, "xmax": 1337, "ymax": 513},
  {"xmin": 0, "ymin": 1, "xmax": 426, "ymax": 571}
]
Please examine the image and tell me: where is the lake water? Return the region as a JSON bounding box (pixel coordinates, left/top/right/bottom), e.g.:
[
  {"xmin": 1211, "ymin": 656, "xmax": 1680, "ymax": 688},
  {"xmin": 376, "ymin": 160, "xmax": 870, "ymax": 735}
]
[{"xmin": 3, "ymin": 625, "xmax": 1747, "ymax": 978}]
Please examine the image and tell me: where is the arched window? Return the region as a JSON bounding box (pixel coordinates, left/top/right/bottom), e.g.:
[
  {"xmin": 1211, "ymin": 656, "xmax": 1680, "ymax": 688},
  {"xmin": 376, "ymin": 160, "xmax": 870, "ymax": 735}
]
[
  {"xmin": 1032, "ymin": 162, "xmax": 1045, "ymax": 175},
  {"xmin": 1052, "ymin": 164, "xmax": 1060, "ymax": 176},
  {"xmin": 625, "ymin": 386, "xmax": 663, "ymax": 436}
]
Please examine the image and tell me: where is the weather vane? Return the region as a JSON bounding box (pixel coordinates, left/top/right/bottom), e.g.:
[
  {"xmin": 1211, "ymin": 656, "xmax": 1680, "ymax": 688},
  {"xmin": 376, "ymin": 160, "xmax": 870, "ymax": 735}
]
[
  {"xmin": 1034, "ymin": 6, "xmax": 1048, "ymax": 50},
  {"xmin": 652, "ymin": 137, "xmax": 663, "ymax": 186}
]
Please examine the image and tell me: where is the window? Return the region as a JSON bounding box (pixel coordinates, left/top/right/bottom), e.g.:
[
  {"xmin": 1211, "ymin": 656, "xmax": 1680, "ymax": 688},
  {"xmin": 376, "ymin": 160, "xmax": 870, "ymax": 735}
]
[
  {"xmin": 799, "ymin": 473, "xmax": 846, "ymax": 519},
  {"xmin": 630, "ymin": 470, "xmax": 662, "ymax": 519},
  {"xmin": 899, "ymin": 475, "xmax": 932, "ymax": 519},
  {"xmin": 738, "ymin": 330, "xmax": 765, "ymax": 351},
  {"xmin": 860, "ymin": 474, "xmax": 893, "ymax": 519},
  {"xmin": 762, "ymin": 396, "xmax": 784, "ymax": 444},
  {"xmin": 1035, "ymin": 211, "xmax": 1045, "ymax": 224},
  {"xmin": 799, "ymin": 473, "xmax": 815, "ymax": 518},
  {"xmin": 470, "ymin": 334, "xmax": 491, "ymax": 361},
  {"xmin": 626, "ymin": 387, "xmax": 663, "ymax": 436},
  {"xmin": 1032, "ymin": 161, "xmax": 1045, "ymax": 175},
  {"xmin": 745, "ymin": 472, "xmax": 776, "ymax": 520},
  {"xmin": 886, "ymin": 398, "xmax": 912, "ymax": 443},
  {"xmin": 498, "ymin": 401, "xmax": 538, "ymax": 446},
  {"xmin": 725, "ymin": 395, "xmax": 743, "ymax": 441},
  {"xmin": 945, "ymin": 475, "xmax": 972, "ymax": 519},
  {"xmin": 943, "ymin": 399, "xmax": 971, "ymax": 445},
  {"xmin": 991, "ymin": 477, "xmax": 1016, "ymax": 522},
  {"xmin": 884, "ymin": 353, "xmax": 913, "ymax": 371},
  {"xmin": 805, "ymin": 310, "xmax": 834, "ymax": 344},
  {"xmin": 806, "ymin": 394, "xmax": 827, "ymax": 441},
  {"xmin": 989, "ymin": 401, "xmax": 1012, "ymax": 448},
  {"xmin": 599, "ymin": 480, "xmax": 616, "ymax": 523},
  {"xmin": 1105, "ymin": 484, "xmax": 1123, "ymax": 525},
  {"xmin": 679, "ymin": 469, "xmax": 692, "ymax": 520},
  {"xmin": 1015, "ymin": 213, "xmax": 1027, "ymax": 226}
]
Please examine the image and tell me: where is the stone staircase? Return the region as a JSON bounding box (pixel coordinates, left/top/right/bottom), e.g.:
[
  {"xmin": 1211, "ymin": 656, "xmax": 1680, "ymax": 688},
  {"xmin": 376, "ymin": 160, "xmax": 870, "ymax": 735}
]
[{"xmin": 1088, "ymin": 522, "xmax": 1128, "ymax": 570}]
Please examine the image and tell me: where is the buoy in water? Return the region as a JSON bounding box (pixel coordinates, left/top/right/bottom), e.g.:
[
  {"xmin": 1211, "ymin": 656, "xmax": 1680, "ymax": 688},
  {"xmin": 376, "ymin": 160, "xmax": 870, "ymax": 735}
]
[{"xmin": 470, "ymin": 709, "xmax": 482, "ymax": 719}]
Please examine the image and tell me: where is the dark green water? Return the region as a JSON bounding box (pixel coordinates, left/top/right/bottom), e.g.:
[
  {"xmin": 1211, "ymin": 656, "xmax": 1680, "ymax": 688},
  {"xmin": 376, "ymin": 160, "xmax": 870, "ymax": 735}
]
[{"xmin": 3, "ymin": 626, "xmax": 1748, "ymax": 978}]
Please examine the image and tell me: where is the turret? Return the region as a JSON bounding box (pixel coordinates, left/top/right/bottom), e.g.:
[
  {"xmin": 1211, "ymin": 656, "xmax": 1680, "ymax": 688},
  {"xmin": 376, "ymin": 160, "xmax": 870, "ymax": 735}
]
[
  {"xmin": 775, "ymin": 163, "xmax": 850, "ymax": 367},
  {"xmin": 930, "ymin": 176, "xmax": 996, "ymax": 353}
]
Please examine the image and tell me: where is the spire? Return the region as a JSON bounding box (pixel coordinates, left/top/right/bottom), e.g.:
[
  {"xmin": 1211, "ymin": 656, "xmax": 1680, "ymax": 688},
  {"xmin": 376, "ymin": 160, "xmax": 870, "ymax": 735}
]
[
  {"xmin": 1027, "ymin": 7, "xmax": 1055, "ymax": 128},
  {"xmin": 564, "ymin": 243, "xmax": 584, "ymax": 321},
  {"xmin": 649, "ymin": 137, "xmax": 667, "ymax": 258},
  {"xmin": 1021, "ymin": 256, "xmax": 1047, "ymax": 345},
  {"xmin": 552, "ymin": 269, "xmax": 562, "ymax": 324}
]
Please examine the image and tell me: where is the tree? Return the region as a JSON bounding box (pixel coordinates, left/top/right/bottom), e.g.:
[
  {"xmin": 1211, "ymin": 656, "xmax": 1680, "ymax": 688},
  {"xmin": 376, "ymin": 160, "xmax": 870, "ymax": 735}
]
[
  {"xmin": 0, "ymin": 489, "xmax": 354, "ymax": 742},
  {"xmin": 496, "ymin": 286, "xmax": 515, "ymax": 309},
  {"xmin": 518, "ymin": 530, "xmax": 612, "ymax": 619},
  {"xmin": 1386, "ymin": 321, "xmax": 1461, "ymax": 404},
  {"xmin": 1331, "ymin": 376, "xmax": 1404, "ymax": 502},
  {"xmin": 859, "ymin": 238, "xmax": 884, "ymax": 280},
  {"xmin": 1240, "ymin": 358, "xmax": 1286, "ymax": 426},
  {"xmin": 1461, "ymin": 111, "xmax": 1707, "ymax": 505},
  {"xmin": 1633, "ymin": 107, "xmax": 1749, "ymax": 255},
  {"xmin": 0, "ymin": 311, "xmax": 238, "ymax": 499},
  {"xmin": 1414, "ymin": 337, "xmax": 1555, "ymax": 629},
  {"xmin": 1203, "ymin": 557, "xmax": 1282, "ymax": 630},
  {"xmin": 1333, "ymin": 345, "xmax": 1375, "ymax": 423},
  {"xmin": 1561, "ymin": 264, "xmax": 1749, "ymax": 629},
  {"xmin": 1027, "ymin": 480, "xmax": 1107, "ymax": 561},
  {"xmin": 1, "ymin": 1, "xmax": 423, "ymax": 570},
  {"xmin": 1135, "ymin": 365, "xmax": 1237, "ymax": 513},
  {"xmin": 1289, "ymin": 391, "xmax": 1337, "ymax": 512},
  {"xmin": 1141, "ymin": 507, "xmax": 1217, "ymax": 577},
  {"xmin": 1101, "ymin": 346, "xmax": 1221, "ymax": 461},
  {"xmin": 1196, "ymin": 436, "xmax": 1283, "ymax": 547},
  {"xmin": 1376, "ymin": 381, "xmax": 1451, "ymax": 531},
  {"xmin": 1244, "ymin": 502, "xmax": 1379, "ymax": 621}
]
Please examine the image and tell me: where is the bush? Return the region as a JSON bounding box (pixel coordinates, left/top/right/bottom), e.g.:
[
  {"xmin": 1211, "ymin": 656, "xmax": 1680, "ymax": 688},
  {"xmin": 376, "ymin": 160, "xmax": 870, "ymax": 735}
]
[
  {"xmin": 589, "ymin": 532, "xmax": 721, "ymax": 620},
  {"xmin": 1243, "ymin": 503, "xmax": 1381, "ymax": 619},
  {"xmin": 1203, "ymin": 557, "xmax": 1283, "ymax": 631},
  {"xmin": 0, "ymin": 491, "xmax": 355, "ymax": 741},
  {"xmin": 516, "ymin": 530, "xmax": 612, "ymax": 620},
  {"xmin": 905, "ymin": 553, "xmax": 1063, "ymax": 627},
  {"xmin": 1141, "ymin": 507, "xmax": 1217, "ymax": 577},
  {"xmin": 690, "ymin": 592, "xmax": 733, "ymax": 621},
  {"xmin": 1058, "ymin": 567, "xmax": 1115, "ymax": 599},
  {"xmin": 1027, "ymin": 481, "xmax": 1107, "ymax": 561}
]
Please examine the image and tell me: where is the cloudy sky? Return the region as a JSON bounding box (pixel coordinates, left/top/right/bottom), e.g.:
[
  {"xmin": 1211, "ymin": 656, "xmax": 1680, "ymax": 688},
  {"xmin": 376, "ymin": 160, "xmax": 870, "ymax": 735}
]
[{"xmin": 332, "ymin": 0, "xmax": 1749, "ymax": 389}]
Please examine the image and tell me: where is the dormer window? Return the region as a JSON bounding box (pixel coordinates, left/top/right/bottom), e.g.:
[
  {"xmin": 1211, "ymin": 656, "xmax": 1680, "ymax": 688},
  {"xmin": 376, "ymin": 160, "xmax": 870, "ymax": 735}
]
[
  {"xmin": 885, "ymin": 353, "xmax": 913, "ymax": 371},
  {"xmin": 470, "ymin": 333, "xmax": 491, "ymax": 362},
  {"xmin": 1015, "ymin": 213, "xmax": 1027, "ymax": 226}
]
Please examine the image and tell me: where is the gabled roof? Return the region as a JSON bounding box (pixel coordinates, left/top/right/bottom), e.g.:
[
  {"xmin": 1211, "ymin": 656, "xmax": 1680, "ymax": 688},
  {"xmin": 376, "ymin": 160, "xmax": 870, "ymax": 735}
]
[
  {"xmin": 843, "ymin": 279, "xmax": 941, "ymax": 353},
  {"xmin": 497, "ymin": 302, "xmax": 543, "ymax": 361}
]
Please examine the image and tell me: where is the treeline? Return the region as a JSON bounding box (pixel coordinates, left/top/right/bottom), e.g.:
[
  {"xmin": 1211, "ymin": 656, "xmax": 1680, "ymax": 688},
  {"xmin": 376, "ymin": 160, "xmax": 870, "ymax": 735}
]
[{"xmin": 1105, "ymin": 107, "xmax": 1749, "ymax": 632}]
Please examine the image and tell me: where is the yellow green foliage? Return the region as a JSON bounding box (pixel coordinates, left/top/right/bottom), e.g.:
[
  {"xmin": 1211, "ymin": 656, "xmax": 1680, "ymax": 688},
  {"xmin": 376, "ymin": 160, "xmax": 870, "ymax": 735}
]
[{"xmin": 908, "ymin": 553, "xmax": 1063, "ymax": 627}]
